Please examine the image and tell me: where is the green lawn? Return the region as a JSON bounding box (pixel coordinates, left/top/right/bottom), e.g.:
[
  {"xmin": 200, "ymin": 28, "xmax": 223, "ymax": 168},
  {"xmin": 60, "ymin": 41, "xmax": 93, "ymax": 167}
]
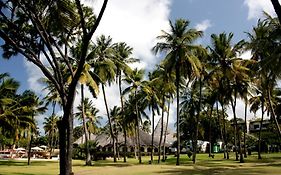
[{"xmin": 0, "ymin": 153, "xmax": 281, "ymax": 175}]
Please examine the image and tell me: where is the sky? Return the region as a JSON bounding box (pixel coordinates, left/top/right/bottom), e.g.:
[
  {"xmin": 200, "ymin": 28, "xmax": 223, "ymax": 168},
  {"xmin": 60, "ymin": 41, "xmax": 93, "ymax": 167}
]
[{"xmin": 0, "ymin": 0, "xmax": 279, "ymax": 134}]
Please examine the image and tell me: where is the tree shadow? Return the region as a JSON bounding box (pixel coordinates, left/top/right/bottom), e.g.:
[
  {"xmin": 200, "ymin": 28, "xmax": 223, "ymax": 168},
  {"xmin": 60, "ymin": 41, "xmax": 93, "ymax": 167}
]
[
  {"xmin": 156, "ymin": 167, "xmax": 268, "ymax": 175},
  {"xmin": 0, "ymin": 160, "xmax": 57, "ymax": 167}
]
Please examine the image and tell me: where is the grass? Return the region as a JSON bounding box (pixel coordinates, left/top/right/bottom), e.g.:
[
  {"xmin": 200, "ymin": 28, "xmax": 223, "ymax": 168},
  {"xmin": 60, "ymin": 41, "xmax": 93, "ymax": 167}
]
[{"xmin": 0, "ymin": 152, "xmax": 281, "ymax": 175}]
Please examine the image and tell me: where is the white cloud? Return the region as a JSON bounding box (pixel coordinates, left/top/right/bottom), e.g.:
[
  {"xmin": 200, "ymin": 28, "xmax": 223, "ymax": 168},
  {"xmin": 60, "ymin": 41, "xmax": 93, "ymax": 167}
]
[
  {"xmin": 24, "ymin": 0, "xmax": 172, "ymax": 132},
  {"xmin": 195, "ymin": 19, "xmax": 212, "ymax": 32},
  {"xmin": 84, "ymin": 0, "xmax": 171, "ymax": 69},
  {"xmin": 244, "ymin": 0, "xmax": 280, "ymax": 20},
  {"xmin": 239, "ymin": 50, "xmax": 252, "ymax": 60},
  {"xmin": 23, "ymin": 60, "xmax": 46, "ymax": 96}
]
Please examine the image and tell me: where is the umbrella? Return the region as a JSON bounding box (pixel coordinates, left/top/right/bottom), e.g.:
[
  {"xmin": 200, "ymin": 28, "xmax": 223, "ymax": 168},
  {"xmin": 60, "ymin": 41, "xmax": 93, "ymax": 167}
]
[
  {"xmin": 14, "ymin": 147, "xmax": 26, "ymax": 151},
  {"xmin": 39, "ymin": 145, "xmax": 48, "ymax": 150},
  {"xmin": 31, "ymin": 146, "xmax": 43, "ymax": 151}
]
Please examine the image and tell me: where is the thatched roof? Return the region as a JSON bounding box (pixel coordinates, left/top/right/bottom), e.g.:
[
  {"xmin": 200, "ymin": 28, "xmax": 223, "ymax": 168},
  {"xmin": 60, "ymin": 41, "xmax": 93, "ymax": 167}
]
[
  {"xmin": 154, "ymin": 117, "xmax": 175, "ymax": 146},
  {"xmin": 75, "ymin": 118, "xmax": 176, "ymax": 147}
]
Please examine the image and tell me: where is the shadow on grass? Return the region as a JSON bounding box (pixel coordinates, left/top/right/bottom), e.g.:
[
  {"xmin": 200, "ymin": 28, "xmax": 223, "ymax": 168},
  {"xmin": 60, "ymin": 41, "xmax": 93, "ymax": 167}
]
[
  {"xmin": 156, "ymin": 167, "xmax": 267, "ymax": 175},
  {"xmin": 0, "ymin": 173, "xmax": 38, "ymax": 175},
  {"xmin": 0, "ymin": 160, "xmax": 57, "ymax": 167},
  {"xmin": 72, "ymin": 162, "xmax": 133, "ymax": 167}
]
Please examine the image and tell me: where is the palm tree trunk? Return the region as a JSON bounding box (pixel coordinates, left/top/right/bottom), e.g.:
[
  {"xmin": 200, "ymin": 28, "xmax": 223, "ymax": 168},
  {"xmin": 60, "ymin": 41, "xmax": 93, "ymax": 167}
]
[
  {"xmin": 102, "ymin": 84, "xmax": 117, "ymax": 162},
  {"xmin": 244, "ymin": 98, "xmax": 248, "ymax": 158},
  {"xmin": 27, "ymin": 132, "xmax": 33, "ymax": 165},
  {"xmin": 230, "ymin": 88, "xmax": 244, "ymax": 163},
  {"xmin": 49, "ymin": 102, "xmax": 56, "ymax": 159},
  {"xmin": 221, "ymin": 102, "xmax": 229, "ymax": 159},
  {"xmin": 216, "ymin": 101, "xmax": 225, "ymax": 158},
  {"xmin": 81, "ymin": 84, "xmax": 91, "ymax": 165},
  {"xmin": 192, "ymin": 77, "xmax": 202, "ymax": 164},
  {"xmin": 162, "ymin": 100, "xmax": 170, "ymax": 162},
  {"xmin": 151, "ymin": 109, "xmax": 155, "ymax": 163},
  {"xmin": 123, "ymin": 128, "xmax": 127, "ymax": 162},
  {"xmin": 258, "ymin": 98, "xmax": 264, "ymax": 159},
  {"xmin": 135, "ymin": 91, "xmax": 142, "ymax": 163},
  {"xmin": 116, "ymin": 133, "xmax": 120, "ymax": 160},
  {"xmin": 176, "ymin": 62, "xmax": 180, "ymax": 166},
  {"xmin": 158, "ymin": 96, "xmax": 165, "ymax": 163},
  {"xmin": 27, "ymin": 114, "xmax": 34, "ymax": 165},
  {"xmin": 209, "ymin": 106, "xmax": 214, "ymax": 157},
  {"xmin": 118, "ymin": 75, "xmax": 127, "ymax": 162},
  {"xmin": 267, "ymin": 90, "xmax": 281, "ymax": 139}
]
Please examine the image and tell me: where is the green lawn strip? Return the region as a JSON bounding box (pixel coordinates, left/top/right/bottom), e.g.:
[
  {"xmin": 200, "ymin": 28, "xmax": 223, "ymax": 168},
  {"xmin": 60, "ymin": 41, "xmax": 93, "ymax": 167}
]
[{"xmin": 0, "ymin": 153, "xmax": 280, "ymax": 175}]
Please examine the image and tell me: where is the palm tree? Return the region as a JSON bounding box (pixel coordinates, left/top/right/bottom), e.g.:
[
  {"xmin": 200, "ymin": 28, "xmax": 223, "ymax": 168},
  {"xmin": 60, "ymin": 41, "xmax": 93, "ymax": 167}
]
[
  {"xmin": 123, "ymin": 68, "xmax": 146, "ymax": 163},
  {"xmin": 209, "ymin": 32, "xmax": 247, "ymax": 162},
  {"xmin": 113, "ymin": 42, "xmax": 138, "ymax": 162},
  {"xmin": 249, "ymin": 88, "xmax": 265, "ymax": 159},
  {"xmin": 76, "ymin": 97, "xmax": 101, "ymax": 165},
  {"xmin": 153, "ymin": 18, "xmax": 203, "ymax": 165},
  {"xmin": 92, "ymin": 35, "xmax": 117, "ymax": 162},
  {"xmin": 43, "ymin": 114, "xmax": 59, "ymax": 158},
  {"xmin": 247, "ymin": 15, "xmax": 281, "ymax": 140},
  {"xmin": 20, "ymin": 90, "xmax": 46, "ymax": 165},
  {"xmin": 109, "ymin": 106, "xmax": 122, "ymax": 159}
]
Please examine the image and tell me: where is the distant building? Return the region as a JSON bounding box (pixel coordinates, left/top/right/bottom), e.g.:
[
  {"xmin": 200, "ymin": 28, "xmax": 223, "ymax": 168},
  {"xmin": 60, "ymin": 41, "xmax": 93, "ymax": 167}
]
[
  {"xmin": 74, "ymin": 117, "xmax": 176, "ymax": 154},
  {"xmin": 248, "ymin": 120, "xmax": 271, "ymax": 133}
]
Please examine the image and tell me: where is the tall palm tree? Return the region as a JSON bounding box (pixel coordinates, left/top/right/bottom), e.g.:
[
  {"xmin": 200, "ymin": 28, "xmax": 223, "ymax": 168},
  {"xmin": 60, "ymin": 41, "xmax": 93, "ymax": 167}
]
[
  {"xmin": 113, "ymin": 42, "xmax": 138, "ymax": 162},
  {"xmin": 109, "ymin": 106, "xmax": 122, "ymax": 159},
  {"xmin": 123, "ymin": 68, "xmax": 146, "ymax": 163},
  {"xmin": 153, "ymin": 18, "xmax": 203, "ymax": 165},
  {"xmin": 247, "ymin": 15, "xmax": 281, "ymax": 139},
  {"xmin": 92, "ymin": 35, "xmax": 117, "ymax": 162},
  {"xmin": 76, "ymin": 97, "xmax": 101, "ymax": 165},
  {"xmin": 209, "ymin": 32, "xmax": 247, "ymax": 162},
  {"xmin": 43, "ymin": 114, "xmax": 60, "ymax": 158},
  {"xmin": 20, "ymin": 90, "xmax": 47, "ymax": 165}
]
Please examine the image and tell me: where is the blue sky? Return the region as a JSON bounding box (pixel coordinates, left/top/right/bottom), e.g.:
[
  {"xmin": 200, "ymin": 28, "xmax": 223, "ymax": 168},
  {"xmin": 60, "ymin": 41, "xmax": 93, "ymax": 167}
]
[{"xmin": 0, "ymin": 0, "xmax": 278, "ymax": 132}]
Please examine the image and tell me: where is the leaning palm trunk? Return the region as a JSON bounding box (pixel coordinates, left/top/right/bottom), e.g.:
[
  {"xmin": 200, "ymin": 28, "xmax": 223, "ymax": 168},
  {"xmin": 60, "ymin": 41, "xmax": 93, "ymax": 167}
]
[
  {"xmin": 192, "ymin": 77, "xmax": 202, "ymax": 164},
  {"xmin": 158, "ymin": 96, "xmax": 165, "ymax": 163},
  {"xmin": 230, "ymin": 88, "xmax": 244, "ymax": 163},
  {"xmin": 102, "ymin": 84, "xmax": 117, "ymax": 162},
  {"xmin": 267, "ymin": 90, "xmax": 281, "ymax": 139},
  {"xmin": 162, "ymin": 100, "xmax": 170, "ymax": 161},
  {"xmin": 135, "ymin": 91, "xmax": 142, "ymax": 163},
  {"xmin": 258, "ymin": 98, "xmax": 265, "ymax": 159},
  {"xmin": 81, "ymin": 84, "xmax": 91, "ymax": 165}
]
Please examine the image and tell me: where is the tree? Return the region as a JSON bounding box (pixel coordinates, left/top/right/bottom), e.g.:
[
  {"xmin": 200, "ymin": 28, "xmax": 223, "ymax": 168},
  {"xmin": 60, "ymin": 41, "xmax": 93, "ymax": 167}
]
[
  {"xmin": 209, "ymin": 32, "xmax": 248, "ymax": 162},
  {"xmin": 76, "ymin": 98, "xmax": 101, "ymax": 164},
  {"xmin": 153, "ymin": 18, "xmax": 202, "ymax": 165},
  {"xmin": 123, "ymin": 68, "xmax": 146, "ymax": 163},
  {"xmin": 43, "ymin": 114, "xmax": 59, "ymax": 155},
  {"xmin": 247, "ymin": 15, "xmax": 281, "ymax": 140},
  {"xmin": 0, "ymin": 1, "xmax": 108, "ymax": 174},
  {"xmin": 113, "ymin": 42, "xmax": 138, "ymax": 162},
  {"xmin": 20, "ymin": 90, "xmax": 47, "ymax": 165},
  {"xmin": 92, "ymin": 35, "xmax": 118, "ymax": 162}
]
